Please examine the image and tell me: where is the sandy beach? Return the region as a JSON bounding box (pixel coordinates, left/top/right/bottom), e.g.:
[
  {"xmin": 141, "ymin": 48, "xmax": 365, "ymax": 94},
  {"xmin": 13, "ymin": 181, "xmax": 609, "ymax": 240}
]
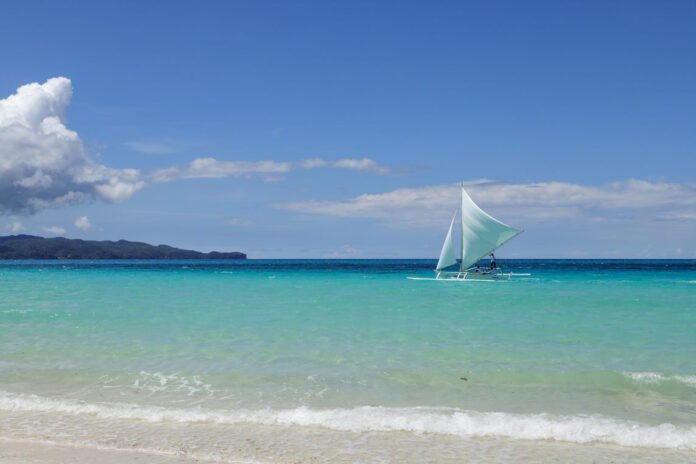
[
  {"xmin": 0, "ymin": 439, "xmax": 197, "ymax": 464},
  {"xmin": 3, "ymin": 431, "xmax": 696, "ymax": 464}
]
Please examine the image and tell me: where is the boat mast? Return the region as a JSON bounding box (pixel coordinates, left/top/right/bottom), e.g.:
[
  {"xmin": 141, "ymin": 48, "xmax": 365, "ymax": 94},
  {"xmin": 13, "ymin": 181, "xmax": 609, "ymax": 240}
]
[{"xmin": 459, "ymin": 183, "xmax": 465, "ymax": 272}]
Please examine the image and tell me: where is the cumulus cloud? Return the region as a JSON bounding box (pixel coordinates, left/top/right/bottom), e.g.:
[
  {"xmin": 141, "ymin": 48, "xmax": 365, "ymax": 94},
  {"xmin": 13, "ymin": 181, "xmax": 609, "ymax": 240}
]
[
  {"xmin": 43, "ymin": 226, "xmax": 66, "ymax": 236},
  {"xmin": 0, "ymin": 77, "xmax": 144, "ymax": 215},
  {"xmin": 276, "ymin": 179, "xmax": 696, "ymax": 227},
  {"xmin": 1, "ymin": 77, "xmax": 394, "ymax": 215},
  {"xmin": 150, "ymin": 156, "xmax": 390, "ymax": 182},
  {"xmin": 74, "ymin": 215, "xmax": 92, "ymax": 231}
]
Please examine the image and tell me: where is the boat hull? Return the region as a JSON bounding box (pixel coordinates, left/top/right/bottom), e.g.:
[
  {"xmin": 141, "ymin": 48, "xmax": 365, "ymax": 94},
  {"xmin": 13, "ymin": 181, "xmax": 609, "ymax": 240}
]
[{"xmin": 406, "ymin": 272, "xmax": 530, "ymax": 282}]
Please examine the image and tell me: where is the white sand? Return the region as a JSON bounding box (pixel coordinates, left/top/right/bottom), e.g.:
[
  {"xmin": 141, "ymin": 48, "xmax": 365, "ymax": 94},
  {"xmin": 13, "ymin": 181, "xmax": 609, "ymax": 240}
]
[{"xmin": 0, "ymin": 439, "xmax": 200, "ymax": 464}]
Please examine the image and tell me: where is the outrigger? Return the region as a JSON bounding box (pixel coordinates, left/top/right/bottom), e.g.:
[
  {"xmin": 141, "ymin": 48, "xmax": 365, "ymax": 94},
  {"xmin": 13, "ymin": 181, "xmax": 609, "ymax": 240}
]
[{"xmin": 434, "ymin": 252, "xmax": 516, "ymax": 281}]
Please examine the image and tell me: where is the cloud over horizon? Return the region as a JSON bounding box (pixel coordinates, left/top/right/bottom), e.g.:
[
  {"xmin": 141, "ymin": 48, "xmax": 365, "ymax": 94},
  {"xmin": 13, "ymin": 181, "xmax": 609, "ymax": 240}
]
[
  {"xmin": 150, "ymin": 156, "xmax": 390, "ymax": 182},
  {"xmin": 0, "ymin": 77, "xmax": 392, "ymax": 216},
  {"xmin": 277, "ymin": 179, "xmax": 696, "ymax": 227},
  {"xmin": 4, "ymin": 76, "xmax": 693, "ymax": 259},
  {"xmin": 0, "ymin": 77, "xmax": 145, "ymax": 215}
]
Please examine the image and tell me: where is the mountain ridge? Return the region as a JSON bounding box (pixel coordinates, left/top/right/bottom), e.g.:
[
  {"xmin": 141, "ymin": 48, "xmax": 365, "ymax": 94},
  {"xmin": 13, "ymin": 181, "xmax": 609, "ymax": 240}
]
[{"xmin": 0, "ymin": 235, "xmax": 246, "ymax": 259}]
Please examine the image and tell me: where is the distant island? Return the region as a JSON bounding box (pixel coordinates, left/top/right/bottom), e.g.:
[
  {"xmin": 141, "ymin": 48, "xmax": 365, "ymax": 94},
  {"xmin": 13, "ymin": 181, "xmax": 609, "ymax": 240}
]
[{"xmin": 0, "ymin": 235, "xmax": 246, "ymax": 260}]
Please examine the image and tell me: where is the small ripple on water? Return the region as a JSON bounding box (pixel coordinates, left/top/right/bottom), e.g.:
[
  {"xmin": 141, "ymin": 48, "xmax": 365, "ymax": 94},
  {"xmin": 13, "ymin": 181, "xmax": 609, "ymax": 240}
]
[{"xmin": 100, "ymin": 371, "xmax": 215, "ymax": 397}]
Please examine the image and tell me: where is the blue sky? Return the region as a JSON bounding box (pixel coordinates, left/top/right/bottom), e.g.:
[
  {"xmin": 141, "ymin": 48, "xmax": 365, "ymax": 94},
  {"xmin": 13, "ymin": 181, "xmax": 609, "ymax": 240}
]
[{"xmin": 1, "ymin": 1, "xmax": 695, "ymax": 258}]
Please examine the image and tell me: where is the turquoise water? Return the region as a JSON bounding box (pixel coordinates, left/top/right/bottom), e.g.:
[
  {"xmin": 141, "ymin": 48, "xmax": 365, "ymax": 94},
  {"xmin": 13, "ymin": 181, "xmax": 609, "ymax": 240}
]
[{"xmin": 1, "ymin": 260, "xmax": 696, "ymax": 455}]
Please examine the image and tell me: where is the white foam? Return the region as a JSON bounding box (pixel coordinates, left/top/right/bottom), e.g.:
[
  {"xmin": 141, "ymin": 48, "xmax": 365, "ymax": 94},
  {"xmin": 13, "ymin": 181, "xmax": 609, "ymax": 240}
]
[
  {"xmin": 622, "ymin": 371, "xmax": 696, "ymax": 388},
  {"xmin": 100, "ymin": 371, "xmax": 214, "ymax": 397},
  {"xmin": 674, "ymin": 375, "xmax": 696, "ymax": 387},
  {"xmin": 0, "ymin": 391, "xmax": 694, "ymax": 450},
  {"xmin": 131, "ymin": 371, "xmax": 214, "ymax": 396},
  {"xmin": 622, "ymin": 371, "xmax": 668, "ymax": 383}
]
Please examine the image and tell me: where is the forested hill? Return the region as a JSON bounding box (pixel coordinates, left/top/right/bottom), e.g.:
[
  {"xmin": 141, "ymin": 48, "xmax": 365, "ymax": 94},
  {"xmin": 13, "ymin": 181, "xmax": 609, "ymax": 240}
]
[{"xmin": 0, "ymin": 235, "xmax": 246, "ymax": 260}]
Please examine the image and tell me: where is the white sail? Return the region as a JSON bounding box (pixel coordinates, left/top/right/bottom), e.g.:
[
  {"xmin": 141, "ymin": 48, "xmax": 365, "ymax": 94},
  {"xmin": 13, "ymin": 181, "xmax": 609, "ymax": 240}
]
[
  {"xmin": 459, "ymin": 187, "xmax": 521, "ymax": 270},
  {"xmin": 436, "ymin": 209, "xmax": 458, "ymax": 271}
]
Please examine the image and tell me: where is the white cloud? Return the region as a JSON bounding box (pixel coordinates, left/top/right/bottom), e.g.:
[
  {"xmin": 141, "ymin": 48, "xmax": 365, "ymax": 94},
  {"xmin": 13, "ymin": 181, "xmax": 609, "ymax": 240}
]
[
  {"xmin": 7, "ymin": 221, "xmax": 24, "ymax": 233},
  {"xmin": 150, "ymin": 156, "xmax": 390, "ymax": 182},
  {"xmin": 332, "ymin": 157, "xmax": 390, "ymax": 174},
  {"xmin": 151, "ymin": 158, "xmax": 291, "ymax": 182},
  {"xmin": 276, "ymin": 179, "xmax": 696, "ymax": 227},
  {"xmin": 1, "ymin": 78, "xmax": 393, "ymax": 214},
  {"xmin": 74, "ymin": 215, "xmax": 92, "ymax": 231},
  {"xmin": 0, "ymin": 77, "xmax": 144, "ymax": 215},
  {"xmin": 43, "ymin": 226, "xmax": 66, "ymax": 236}
]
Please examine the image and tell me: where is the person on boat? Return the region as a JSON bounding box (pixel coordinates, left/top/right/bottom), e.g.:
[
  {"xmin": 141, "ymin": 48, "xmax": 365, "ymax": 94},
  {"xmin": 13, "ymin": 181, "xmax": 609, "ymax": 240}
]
[
  {"xmin": 474, "ymin": 265, "xmax": 481, "ymax": 273},
  {"xmin": 490, "ymin": 254, "xmax": 498, "ymax": 274}
]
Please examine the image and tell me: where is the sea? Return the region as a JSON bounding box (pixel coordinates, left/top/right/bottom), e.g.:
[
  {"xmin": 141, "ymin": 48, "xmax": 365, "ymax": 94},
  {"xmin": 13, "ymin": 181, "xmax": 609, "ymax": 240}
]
[{"xmin": 1, "ymin": 259, "xmax": 695, "ymax": 462}]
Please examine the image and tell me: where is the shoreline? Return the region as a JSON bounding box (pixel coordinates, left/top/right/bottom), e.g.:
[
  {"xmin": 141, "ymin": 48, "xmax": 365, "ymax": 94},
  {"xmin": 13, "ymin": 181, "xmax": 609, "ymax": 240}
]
[
  {"xmin": 2, "ymin": 404, "xmax": 696, "ymax": 464},
  {"xmin": 2, "ymin": 430, "xmax": 695, "ymax": 464}
]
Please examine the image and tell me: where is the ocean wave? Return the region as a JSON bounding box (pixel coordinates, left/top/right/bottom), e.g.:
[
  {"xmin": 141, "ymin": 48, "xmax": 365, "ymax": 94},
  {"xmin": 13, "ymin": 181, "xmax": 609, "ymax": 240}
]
[
  {"xmin": 0, "ymin": 391, "xmax": 694, "ymax": 450},
  {"xmin": 622, "ymin": 371, "xmax": 696, "ymax": 387}
]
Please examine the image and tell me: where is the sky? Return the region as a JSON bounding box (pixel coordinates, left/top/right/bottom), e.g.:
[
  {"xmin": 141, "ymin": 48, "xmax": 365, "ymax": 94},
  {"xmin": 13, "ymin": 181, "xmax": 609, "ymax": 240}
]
[{"xmin": 1, "ymin": 0, "xmax": 695, "ymax": 258}]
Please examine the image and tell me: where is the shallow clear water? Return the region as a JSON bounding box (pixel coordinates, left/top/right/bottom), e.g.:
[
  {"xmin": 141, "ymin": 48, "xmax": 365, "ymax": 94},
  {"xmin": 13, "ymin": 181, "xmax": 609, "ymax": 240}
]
[{"xmin": 1, "ymin": 259, "xmax": 695, "ymax": 459}]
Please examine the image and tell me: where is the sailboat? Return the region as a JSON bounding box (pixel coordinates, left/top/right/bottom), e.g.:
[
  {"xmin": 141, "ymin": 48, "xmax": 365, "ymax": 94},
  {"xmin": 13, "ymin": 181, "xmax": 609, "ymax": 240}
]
[{"xmin": 408, "ymin": 186, "xmax": 528, "ymax": 281}]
